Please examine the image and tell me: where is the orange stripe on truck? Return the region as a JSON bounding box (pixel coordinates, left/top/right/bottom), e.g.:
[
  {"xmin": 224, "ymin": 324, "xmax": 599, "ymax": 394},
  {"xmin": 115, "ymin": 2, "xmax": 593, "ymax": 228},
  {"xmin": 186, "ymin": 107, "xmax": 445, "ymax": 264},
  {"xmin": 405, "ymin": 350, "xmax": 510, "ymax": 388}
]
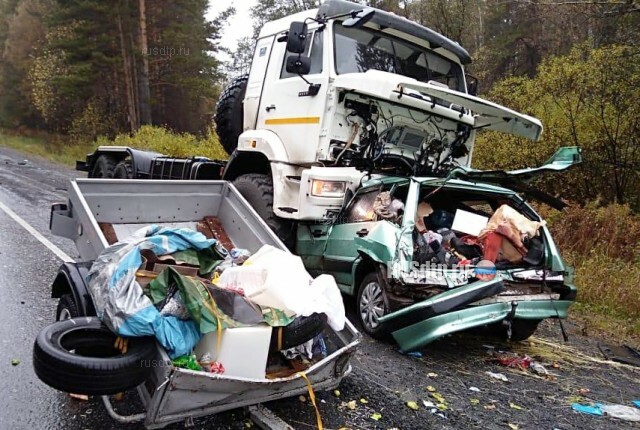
[{"xmin": 265, "ymin": 116, "xmax": 320, "ymax": 125}]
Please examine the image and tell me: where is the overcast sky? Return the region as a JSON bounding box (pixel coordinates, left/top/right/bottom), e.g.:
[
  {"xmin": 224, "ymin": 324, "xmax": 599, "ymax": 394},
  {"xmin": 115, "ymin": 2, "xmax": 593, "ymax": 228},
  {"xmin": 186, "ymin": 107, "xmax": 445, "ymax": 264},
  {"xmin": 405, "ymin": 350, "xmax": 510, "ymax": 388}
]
[{"xmin": 207, "ymin": 1, "xmax": 258, "ymax": 55}]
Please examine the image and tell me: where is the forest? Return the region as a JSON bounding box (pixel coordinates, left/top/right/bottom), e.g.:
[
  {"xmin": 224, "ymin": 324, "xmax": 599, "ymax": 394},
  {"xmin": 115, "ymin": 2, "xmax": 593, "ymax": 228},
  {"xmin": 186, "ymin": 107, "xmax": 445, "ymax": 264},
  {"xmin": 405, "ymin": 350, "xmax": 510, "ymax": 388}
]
[{"xmin": 0, "ymin": 0, "xmax": 639, "ymax": 334}]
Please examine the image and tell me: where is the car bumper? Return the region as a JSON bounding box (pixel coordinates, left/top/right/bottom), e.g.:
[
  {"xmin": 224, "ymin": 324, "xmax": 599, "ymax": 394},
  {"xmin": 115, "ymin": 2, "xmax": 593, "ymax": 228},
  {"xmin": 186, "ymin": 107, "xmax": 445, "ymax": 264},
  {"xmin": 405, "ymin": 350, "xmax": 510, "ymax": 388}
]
[{"xmin": 391, "ymin": 299, "xmax": 574, "ymax": 352}]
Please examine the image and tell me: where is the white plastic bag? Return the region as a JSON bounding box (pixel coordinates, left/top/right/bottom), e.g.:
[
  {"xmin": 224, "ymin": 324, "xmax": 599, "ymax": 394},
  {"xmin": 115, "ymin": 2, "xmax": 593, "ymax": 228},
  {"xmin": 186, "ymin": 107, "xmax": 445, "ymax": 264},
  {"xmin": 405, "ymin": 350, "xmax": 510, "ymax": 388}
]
[{"xmin": 217, "ymin": 245, "xmax": 346, "ymax": 331}]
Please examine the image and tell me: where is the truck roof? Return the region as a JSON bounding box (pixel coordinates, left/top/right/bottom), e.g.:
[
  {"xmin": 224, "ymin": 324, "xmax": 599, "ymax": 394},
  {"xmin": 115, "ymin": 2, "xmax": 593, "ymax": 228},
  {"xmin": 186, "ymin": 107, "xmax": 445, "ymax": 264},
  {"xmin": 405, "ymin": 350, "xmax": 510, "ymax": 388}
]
[
  {"xmin": 258, "ymin": 0, "xmax": 472, "ymax": 65},
  {"xmin": 319, "ymin": 0, "xmax": 471, "ymax": 65}
]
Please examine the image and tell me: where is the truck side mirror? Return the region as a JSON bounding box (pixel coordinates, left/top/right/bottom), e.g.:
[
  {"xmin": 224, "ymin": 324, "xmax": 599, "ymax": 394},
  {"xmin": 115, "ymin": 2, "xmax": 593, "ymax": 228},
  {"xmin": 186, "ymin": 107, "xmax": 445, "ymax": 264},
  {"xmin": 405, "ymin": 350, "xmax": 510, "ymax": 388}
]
[
  {"xmin": 466, "ymin": 74, "xmax": 479, "ymax": 96},
  {"xmin": 342, "ymin": 8, "xmax": 375, "ymax": 28},
  {"xmin": 286, "ymin": 55, "xmax": 311, "ymax": 75},
  {"xmin": 286, "ymin": 21, "xmax": 308, "ymax": 53}
]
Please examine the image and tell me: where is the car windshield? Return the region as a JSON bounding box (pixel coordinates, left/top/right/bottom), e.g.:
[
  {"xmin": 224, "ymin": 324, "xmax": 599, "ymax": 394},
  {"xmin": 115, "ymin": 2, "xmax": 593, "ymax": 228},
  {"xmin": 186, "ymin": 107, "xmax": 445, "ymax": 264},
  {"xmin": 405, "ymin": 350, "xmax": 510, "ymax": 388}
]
[{"xmin": 334, "ymin": 24, "xmax": 465, "ymax": 92}]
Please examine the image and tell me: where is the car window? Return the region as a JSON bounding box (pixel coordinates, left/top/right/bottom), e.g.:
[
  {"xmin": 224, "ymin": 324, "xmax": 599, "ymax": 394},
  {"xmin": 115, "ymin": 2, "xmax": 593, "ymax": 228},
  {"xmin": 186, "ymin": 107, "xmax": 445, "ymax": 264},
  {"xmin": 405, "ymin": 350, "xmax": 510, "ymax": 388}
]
[
  {"xmin": 280, "ymin": 29, "xmax": 324, "ymax": 79},
  {"xmin": 345, "ymin": 191, "xmax": 378, "ymax": 223}
]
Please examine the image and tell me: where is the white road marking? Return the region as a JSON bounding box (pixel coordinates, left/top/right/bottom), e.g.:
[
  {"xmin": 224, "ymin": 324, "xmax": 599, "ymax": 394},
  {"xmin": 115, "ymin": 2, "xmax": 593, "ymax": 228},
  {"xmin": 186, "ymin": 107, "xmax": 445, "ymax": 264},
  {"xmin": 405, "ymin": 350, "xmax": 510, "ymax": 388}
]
[{"xmin": 0, "ymin": 200, "xmax": 75, "ymax": 262}]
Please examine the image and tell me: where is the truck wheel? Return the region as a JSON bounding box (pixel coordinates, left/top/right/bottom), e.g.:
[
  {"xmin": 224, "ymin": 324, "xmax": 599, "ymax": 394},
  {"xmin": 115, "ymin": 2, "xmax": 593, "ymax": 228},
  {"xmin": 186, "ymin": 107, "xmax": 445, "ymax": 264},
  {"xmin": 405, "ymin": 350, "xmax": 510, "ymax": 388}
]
[
  {"xmin": 232, "ymin": 173, "xmax": 295, "ymax": 248},
  {"xmin": 113, "ymin": 161, "xmax": 133, "ymax": 179},
  {"xmin": 214, "ymin": 75, "xmax": 248, "ymax": 155},
  {"xmin": 269, "ymin": 313, "xmax": 327, "ymax": 352},
  {"xmin": 90, "ymin": 155, "xmax": 117, "ymax": 178},
  {"xmin": 357, "ymin": 273, "xmax": 389, "ymax": 339},
  {"xmin": 33, "ymin": 317, "xmax": 156, "ymax": 395},
  {"xmin": 56, "ymin": 294, "xmax": 80, "ymax": 320}
]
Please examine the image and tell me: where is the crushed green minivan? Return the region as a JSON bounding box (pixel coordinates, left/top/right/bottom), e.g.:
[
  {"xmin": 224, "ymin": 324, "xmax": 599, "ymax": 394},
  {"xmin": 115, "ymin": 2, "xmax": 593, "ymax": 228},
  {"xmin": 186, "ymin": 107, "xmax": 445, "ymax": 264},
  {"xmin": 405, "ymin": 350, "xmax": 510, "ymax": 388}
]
[{"xmin": 295, "ymin": 147, "xmax": 581, "ymax": 351}]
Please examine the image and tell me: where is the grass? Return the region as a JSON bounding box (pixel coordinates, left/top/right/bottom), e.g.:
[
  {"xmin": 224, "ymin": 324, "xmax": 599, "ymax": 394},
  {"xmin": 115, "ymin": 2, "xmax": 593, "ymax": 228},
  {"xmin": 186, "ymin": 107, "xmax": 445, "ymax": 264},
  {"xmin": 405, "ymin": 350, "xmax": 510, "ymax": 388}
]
[
  {"xmin": 0, "ymin": 129, "xmax": 95, "ymax": 166},
  {"xmin": 539, "ymin": 202, "xmax": 640, "ymax": 342},
  {"xmin": 0, "ymin": 125, "xmax": 228, "ymax": 167}
]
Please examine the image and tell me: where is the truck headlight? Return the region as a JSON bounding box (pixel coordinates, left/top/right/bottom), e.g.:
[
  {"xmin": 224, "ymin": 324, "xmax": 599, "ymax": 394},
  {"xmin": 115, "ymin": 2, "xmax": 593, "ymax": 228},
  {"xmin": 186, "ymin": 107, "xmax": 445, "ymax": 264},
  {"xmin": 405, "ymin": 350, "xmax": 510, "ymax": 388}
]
[{"xmin": 310, "ymin": 180, "xmax": 346, "ymax": 198}]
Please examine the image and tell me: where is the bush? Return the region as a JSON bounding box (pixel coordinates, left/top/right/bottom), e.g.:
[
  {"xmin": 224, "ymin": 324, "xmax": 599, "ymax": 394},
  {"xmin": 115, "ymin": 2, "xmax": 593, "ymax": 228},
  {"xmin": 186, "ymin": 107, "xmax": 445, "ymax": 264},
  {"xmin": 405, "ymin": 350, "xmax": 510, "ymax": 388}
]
[
  {"xmin": 542, "ymin": 202, "xmax": 640, "ymax": 330},
  {"xmin": 97, "ymin": 125, "xmax": 228, "ymax": 160}
]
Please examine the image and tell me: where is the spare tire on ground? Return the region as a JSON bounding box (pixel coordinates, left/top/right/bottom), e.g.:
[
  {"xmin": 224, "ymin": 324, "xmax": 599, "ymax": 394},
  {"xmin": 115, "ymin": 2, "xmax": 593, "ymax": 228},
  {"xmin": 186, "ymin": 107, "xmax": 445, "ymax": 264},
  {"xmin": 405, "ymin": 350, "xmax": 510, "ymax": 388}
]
[
  {"xmin": 214, "ymin": 75, "xmax": 248, "ymax": 155},
  {"xmin": 33, "ymin": 317, "xmax": 156, "ymax": 395}
]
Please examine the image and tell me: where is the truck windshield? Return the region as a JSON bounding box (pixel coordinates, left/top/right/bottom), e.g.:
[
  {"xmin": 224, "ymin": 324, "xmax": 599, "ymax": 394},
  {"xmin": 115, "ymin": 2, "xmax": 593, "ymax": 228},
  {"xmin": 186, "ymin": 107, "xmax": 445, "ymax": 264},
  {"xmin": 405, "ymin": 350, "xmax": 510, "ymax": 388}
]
[{"xmin": 334, "ymin": 24, "xmax": 464, "ymax": 92}]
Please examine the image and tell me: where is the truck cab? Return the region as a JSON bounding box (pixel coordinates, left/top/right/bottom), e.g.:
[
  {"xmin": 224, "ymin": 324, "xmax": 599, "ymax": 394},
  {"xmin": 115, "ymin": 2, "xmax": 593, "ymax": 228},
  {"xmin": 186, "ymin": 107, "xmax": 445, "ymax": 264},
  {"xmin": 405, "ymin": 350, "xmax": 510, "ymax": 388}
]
[{"xmin": 221, "ymin": 0, "xmax": 542, "ymax": 223}]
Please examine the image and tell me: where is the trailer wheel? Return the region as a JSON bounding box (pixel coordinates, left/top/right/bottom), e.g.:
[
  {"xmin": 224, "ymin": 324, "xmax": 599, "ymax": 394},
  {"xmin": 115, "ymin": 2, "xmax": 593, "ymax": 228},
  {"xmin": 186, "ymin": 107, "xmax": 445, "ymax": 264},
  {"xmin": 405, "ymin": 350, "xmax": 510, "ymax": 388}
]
[
  {"xmin": 214, "ymin": 75, "xmax": 248, "ymax": 155},
  {"xmin": 56, "ymin": 294, "xmax": 80, "ymax": 321},
  {"xmin": 232, "ymin": 173, "xmax": 295, "ymax": 248},
  {"xmin": 90, "ymin": 155, "xmax": 117, "ymax": 178},
  {"xmin": 269, "ymin": 313, "xmax": 327, "ymax": 352},
  {"xmin": 357, "ymin": 273, "xmax": 389, "ymax": 339},
  {"xmin": 113, "ymin": 161, "xmax": 133, "ymax": 179},
  {"xmin": 33, "ymin": 317, "xmax": 155, "ymax": 395}
]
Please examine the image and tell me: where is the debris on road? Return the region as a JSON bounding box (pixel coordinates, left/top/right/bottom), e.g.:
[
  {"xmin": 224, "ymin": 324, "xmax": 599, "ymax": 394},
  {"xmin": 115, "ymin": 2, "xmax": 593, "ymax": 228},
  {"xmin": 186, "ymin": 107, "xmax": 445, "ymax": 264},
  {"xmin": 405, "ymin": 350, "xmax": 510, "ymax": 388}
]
[
  {"xmin": 371, "ymin": 412, "xmax": 382, "ymax": 421},
  {"xmin": 600, "ymin": 404, "xmax": 640, "ymax": 422},
  {"xmin": 486, "ymin": 371, "xmax": 509, "ymax": 382},
  {"xmin": 10, "ymin": 358, "xmax": 20, "ymax": 366},
  {"xmin": 530, "ymin": 362, "xmax": 549, "ymax": 375},
  {"xmin": 469, "ymin": 386, "xmax": 481, "ymax": 392},
  {"xmin": 406, "ymin": 401, "xmax": 419, "ymax": 410},
  {"xmin": 598, "ymin": 343, "xmax": 640, "ymax": 367}
]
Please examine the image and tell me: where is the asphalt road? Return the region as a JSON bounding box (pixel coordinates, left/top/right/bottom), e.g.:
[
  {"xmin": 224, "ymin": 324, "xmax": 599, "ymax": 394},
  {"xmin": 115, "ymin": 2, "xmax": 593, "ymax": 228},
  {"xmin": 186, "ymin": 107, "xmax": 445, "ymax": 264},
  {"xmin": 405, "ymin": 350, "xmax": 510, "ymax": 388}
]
[{"xmin": 0, "ymin": 146, "xmax": 638, "ymax": 430}]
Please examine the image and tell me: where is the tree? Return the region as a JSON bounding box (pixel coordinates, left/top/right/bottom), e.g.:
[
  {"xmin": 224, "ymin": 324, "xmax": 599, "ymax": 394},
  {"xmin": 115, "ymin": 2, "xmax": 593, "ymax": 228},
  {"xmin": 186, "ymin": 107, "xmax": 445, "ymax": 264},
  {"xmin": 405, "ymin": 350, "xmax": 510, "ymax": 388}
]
[{"xmin": 473, "ymin": 44, "xmax": 640, "ymax": 210}]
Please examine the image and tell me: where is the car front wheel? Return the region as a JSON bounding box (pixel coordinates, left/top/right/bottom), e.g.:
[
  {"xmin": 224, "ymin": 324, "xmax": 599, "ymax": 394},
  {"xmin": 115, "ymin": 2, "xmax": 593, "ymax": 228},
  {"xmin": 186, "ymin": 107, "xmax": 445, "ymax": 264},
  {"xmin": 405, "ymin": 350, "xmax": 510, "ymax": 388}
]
[{"xmin": 357, "ymin": 273, "xmax": 388, "ymax": 339}]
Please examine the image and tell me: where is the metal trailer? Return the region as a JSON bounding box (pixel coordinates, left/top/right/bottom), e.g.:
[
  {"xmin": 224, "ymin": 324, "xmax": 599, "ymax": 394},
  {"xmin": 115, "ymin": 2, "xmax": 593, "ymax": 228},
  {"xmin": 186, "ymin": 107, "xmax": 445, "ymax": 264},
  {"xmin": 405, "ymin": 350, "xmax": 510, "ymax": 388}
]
[{"xmin": 49, "ymin": 179, "xmax": 360, "ymax": 429}]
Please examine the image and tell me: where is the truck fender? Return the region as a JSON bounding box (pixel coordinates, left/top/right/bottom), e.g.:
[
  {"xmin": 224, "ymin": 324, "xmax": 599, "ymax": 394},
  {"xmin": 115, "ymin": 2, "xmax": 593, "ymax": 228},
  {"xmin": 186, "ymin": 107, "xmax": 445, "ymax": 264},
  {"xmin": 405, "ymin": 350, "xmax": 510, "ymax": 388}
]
[
  {"xmin": 222, "ymin": 129, "xmax": 288, "ymax": 181},
  {"xmin": 51, "ymin": 262, "xmax": 97, "ymax": 317},
  {"xmin": 82, "ymin": 146, "xmax": 162, "ymax": 178}
]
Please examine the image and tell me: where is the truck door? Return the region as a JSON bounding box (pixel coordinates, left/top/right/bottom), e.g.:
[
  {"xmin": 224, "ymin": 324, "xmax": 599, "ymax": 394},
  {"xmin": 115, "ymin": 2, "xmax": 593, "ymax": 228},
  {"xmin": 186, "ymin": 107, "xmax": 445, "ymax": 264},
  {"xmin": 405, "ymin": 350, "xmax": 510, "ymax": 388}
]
[{"xmin": 256, "ymin": 27, "xmax": 329, "ymax": 163}]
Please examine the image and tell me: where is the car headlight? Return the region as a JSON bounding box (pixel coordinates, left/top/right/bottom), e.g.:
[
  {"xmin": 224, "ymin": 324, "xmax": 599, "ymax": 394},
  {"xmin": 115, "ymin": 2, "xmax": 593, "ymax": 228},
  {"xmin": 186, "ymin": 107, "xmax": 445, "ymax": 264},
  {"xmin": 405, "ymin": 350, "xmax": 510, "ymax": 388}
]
[{"xmin": 310, "ymin": 180, "xmax": 346, "ymax": 198}]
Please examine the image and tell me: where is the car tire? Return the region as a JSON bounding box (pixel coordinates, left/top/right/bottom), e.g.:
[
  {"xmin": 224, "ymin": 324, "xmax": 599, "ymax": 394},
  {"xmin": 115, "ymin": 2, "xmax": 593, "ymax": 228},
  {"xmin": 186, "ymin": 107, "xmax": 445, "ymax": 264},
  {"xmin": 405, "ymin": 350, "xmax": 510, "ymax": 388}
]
[
  {"xmin": 356, "ymin": 273, "xmax": 389, "ymax": 339},
  {"xmin": 90, "ymin": 155, "xmax": 117, "ymax": 178},
  {"xmin": 56, "ymin": 294, "xmax": 80, "ymax": 321},
  {"xmin": 113, "ymin": 161, "xmax": 133, "ymax": 179},
  {"xmin": 214, "ymin": 75, "xmax": 248, "ymax": 155},
  {"xmin": 490, "ymin": 319, "xmax": 541, "ymax": 341},
  {"xmin": 509, "ymin": 319, "xmax": 541, "ymax": 341},
  {"xmin": 33, "ymin": 317, "xmax": 156, "ymax": 395},
  {"xmin": 269, "ymin": 313, "xmax": 328, "ymax": 352},
  {"xmin": 232, "ymin": 173, "xmax": 295, "ymax": 248}
]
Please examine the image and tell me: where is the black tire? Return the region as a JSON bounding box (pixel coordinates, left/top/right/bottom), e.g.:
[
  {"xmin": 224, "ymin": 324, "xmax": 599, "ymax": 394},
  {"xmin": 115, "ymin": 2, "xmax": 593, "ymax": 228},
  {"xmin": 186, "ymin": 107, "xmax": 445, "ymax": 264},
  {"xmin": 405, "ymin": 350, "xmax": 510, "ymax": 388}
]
[
  {"xmin": 33, "ymin": 317, "xmax": 156, "ymax": 395},
  {"xmin": 56, "ymin": 294, "xmax": 80, "ymax": 321},
  {"xmin": 90, "ymin": 155, "xmax": 117, "ymax": 178},
  {"xmin": 113, "ymin": 161, "xmax": 133, "ymax": 179},
  {"xmin": 232, "ymin": 173, "xmax": 295, "ymax": 248},
  {"xmin": 214, "ymin": 75, "xmax": 248, "ymax": 155},
  {"xmin": 356, "ymin": 273, "xmax": 389, "ymax": 339},
  {"xmin": 490, "ymin": 319, "xmax": 541, "ymax": 341},
  {"xmin": 509, "ymin": 319, "xmax": 541, "ymax": 341},
  {"xmin": 269, "ymin": 313, "xmax": 328, "ymax": 352}
]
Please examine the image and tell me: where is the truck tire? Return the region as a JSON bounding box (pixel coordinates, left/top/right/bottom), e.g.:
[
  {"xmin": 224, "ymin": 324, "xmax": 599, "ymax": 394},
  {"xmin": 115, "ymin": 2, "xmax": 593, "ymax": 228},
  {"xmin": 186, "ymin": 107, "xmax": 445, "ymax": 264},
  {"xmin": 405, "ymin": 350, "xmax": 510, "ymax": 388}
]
[
  {"xmin": 357, "ymin": 273, "xmax": 389, "ymax": 339},
  {"xmin": 269, "ymin": 313, "xmax": 328, "ymax": 352},
  {"xmin": 90, "ymin": 155, "xmax": 117, "ymax": 178},
  {"xmin": 214, "ymin": 75, "xmax": 248, "ymax": 155},
  {"xmin": 232, "ymin": 173, "xmax": 295, "ymax": 248},
  {"xmin": 33, "ymin": 317, "xmax": 156, "ymax": 395},
  {"xmin": 56, "ymin": 294, "xmax": 80, "ymax": 321},
  {"xmin": 113, "ymin": 161, "xmax": 133, "ymax": 179}
]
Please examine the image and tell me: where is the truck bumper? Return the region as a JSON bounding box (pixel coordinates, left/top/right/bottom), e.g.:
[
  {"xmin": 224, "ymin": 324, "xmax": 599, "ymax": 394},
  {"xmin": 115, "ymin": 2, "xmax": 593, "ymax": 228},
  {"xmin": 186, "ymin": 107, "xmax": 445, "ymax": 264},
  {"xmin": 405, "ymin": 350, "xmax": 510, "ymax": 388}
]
[{"xmin": 391, "ymin": 299, "xmax": 574, "ymax": 352}]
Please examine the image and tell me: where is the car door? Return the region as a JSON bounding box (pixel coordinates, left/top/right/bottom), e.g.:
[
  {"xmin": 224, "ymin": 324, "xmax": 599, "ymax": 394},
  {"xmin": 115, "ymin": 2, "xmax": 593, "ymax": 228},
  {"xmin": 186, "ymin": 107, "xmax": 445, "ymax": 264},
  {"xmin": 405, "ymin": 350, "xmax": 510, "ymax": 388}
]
[{"xmin": 323, "ymin": 189, "xmax": 381, "ymax": 288}]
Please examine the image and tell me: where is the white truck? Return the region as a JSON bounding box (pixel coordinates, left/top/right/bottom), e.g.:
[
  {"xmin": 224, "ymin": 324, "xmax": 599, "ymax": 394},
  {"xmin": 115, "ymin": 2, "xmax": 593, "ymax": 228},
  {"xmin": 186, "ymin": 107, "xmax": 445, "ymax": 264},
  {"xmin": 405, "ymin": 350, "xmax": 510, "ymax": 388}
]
[{"xmin": 81, "ymin": 0, "xmax": 542, "ymax": 243}]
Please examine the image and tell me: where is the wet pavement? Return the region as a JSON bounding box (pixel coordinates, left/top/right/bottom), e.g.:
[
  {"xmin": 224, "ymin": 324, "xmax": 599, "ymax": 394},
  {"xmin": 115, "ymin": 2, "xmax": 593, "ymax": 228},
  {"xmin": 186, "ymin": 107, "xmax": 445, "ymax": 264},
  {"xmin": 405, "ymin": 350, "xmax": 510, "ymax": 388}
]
[{"xmin": 0, "ymin": 146, "xmax": 639, "ymax": 430}]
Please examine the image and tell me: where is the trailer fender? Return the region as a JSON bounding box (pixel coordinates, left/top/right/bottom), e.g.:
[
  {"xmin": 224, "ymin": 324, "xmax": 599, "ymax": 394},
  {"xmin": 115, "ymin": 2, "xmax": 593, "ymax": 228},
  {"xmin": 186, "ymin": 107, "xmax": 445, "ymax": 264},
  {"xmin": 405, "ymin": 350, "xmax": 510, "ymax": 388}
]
[{"xmin": 51, "ymin": 262, "xmax": 97, "ymax": 317}]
